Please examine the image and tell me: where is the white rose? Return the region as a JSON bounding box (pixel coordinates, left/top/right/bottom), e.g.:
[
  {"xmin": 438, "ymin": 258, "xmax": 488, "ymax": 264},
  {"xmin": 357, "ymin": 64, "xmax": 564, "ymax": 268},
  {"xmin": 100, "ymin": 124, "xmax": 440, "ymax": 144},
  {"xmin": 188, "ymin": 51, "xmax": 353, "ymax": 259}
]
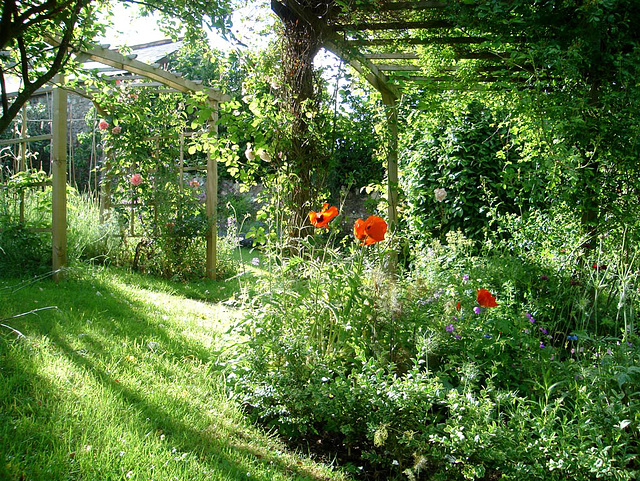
[
  {"xmin": 434, "ymin": 188, "xmax": 447, "ymax": 202},
  {"xmin": 245, "ymin": 143, "xmax": 255, "ymax": 161},
  {"xmin": 258, "ymin": 149, "xmax": 271, "ymax": 162}
]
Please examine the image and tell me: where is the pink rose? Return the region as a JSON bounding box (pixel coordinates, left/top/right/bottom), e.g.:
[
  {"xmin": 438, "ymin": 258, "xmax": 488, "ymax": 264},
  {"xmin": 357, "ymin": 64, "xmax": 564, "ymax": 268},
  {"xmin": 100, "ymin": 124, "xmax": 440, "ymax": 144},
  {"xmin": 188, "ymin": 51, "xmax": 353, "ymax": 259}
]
[
  {"xmin": 130, "ymin": 173, "xmax": 142, "ymax": 186},
  {"xmin": 98, "ymin": 119, "xmax": 109, "ymax": 130}
]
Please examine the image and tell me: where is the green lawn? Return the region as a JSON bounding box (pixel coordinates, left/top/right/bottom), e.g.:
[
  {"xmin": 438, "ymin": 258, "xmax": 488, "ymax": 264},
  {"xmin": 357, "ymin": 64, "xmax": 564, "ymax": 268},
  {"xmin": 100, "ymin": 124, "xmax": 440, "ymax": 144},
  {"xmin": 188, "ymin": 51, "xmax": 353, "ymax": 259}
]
[{"xmin": 0, "ymin": 263, "xmax": 347, "ymax": 481}]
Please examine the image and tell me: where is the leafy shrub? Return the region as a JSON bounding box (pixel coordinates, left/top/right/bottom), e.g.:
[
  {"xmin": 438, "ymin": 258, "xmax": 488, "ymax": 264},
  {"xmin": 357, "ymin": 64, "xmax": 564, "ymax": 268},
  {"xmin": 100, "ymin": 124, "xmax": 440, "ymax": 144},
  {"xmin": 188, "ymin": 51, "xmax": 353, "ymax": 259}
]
[
  {"xmin": 225, "ymin": 228, "xmax": 640, "ymax": 480},
  {"xmin": 0, "ymin": 222, "xmax": 50, "ymax": 277},
  {"xmin": 402, "ymin": 100, "xmax": 528, "ymax": 243}
]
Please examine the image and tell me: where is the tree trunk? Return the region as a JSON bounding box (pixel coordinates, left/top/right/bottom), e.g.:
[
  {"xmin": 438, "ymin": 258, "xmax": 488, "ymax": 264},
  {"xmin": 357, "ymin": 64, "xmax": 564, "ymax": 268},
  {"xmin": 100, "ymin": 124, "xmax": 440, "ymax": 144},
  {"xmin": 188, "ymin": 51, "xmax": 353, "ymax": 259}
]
[{"xmin": 274, "ymin": 0, "xmax": 328, "ymax": 238}]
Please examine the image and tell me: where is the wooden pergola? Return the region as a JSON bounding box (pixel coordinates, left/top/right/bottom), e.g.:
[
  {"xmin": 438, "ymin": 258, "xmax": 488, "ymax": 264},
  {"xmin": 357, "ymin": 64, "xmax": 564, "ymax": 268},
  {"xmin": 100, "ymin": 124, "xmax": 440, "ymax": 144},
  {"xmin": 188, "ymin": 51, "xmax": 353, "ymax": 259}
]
[
  {"xmin": 44, "ymin": 38, "xmax": 230, "ymax": 280},
  {"xmin": 271, "ymin": 0, "xmax": 524, "ymax": 231}
]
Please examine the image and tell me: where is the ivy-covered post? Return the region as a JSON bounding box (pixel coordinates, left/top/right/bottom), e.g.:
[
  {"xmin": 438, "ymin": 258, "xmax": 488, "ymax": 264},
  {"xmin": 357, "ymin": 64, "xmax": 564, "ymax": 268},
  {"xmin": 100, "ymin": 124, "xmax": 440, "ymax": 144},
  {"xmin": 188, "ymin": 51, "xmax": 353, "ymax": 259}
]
[
  {"xmin": 51, "ymin": 74, "xmax": 67, "ymax": 282},
  {"xmin": 381, "ymin": 91, "xmax": 399, "ymax": 231},
  {"xmin": 272, "ymin": 0, "xmax": 325, "ymax": 236},
  {"xmin": 205, "ymin": 104, "xmax": 219, "ymax": 280},
  {"xmin": 381, "ymin": 90, "xmax": 399, "ymax": 274}
]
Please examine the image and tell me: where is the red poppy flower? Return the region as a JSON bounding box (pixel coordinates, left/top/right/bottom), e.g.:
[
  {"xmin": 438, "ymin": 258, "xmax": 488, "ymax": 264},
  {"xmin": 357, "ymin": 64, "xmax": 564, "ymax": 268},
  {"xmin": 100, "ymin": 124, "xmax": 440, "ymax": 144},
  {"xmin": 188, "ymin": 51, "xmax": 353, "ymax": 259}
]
[
  {"xmin": 353, "ymin": 215, "xmax": 387, "ymax": 245},
  {"xmin": 477, "ymin": 288, "xmax": 498, "ymax": 308},
  {"xmin": 308, "ymin": 203, "xmax": 339, "ymax": 228},
  {"xmin": 592, "ymin": 263, "xmax": 607, "ymax": 271},
  {"xmin": 456, "ymin": 301, "xmax": 461, "ymax": 311}
]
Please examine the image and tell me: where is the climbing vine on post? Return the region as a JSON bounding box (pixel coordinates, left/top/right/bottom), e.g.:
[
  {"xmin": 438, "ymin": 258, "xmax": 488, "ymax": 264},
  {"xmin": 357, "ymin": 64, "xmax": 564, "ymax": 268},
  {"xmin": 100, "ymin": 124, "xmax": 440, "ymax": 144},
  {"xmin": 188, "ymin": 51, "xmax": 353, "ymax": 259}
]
[{"xmin": 272, "ymin": 0, "xmax": 335, "ymax": 238}]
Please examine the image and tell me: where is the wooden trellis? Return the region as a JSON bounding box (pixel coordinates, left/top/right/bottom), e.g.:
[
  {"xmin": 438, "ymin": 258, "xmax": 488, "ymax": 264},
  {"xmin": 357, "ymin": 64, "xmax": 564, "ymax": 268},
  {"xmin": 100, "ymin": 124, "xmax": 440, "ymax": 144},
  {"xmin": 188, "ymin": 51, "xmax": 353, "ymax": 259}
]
[
  {"xmin": 107, "ymin": 131, "xmax": 206, "ymax": 240},
  {"xmin": 41, "ymin": 39, "xmax": 230, "ymax": 281}
]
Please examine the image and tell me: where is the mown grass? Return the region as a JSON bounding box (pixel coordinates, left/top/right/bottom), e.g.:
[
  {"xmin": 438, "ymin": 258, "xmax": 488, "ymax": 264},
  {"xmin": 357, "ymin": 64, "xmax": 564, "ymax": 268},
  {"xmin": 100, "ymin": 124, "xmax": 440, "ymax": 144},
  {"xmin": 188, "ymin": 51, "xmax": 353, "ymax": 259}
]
[{"xmin": 0, "ymin": 261, "xmax": 347, "ymax": 481}]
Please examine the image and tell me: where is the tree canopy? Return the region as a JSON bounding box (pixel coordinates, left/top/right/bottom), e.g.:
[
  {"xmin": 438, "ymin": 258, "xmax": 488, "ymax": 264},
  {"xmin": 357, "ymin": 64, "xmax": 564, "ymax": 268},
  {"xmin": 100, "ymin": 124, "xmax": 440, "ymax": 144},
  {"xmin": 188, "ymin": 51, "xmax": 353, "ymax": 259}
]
[{"xmin": 0, "ymin": 0, "xmax": 235, "ymax": 134}]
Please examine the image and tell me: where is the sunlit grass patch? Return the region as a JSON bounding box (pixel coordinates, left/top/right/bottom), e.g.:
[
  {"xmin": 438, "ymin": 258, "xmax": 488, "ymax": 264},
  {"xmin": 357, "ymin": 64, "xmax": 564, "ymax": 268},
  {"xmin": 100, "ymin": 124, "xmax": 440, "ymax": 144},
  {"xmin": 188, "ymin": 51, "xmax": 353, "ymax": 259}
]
[{"xmin": 0, "ymin": 264, "xmax": 347, "ymax": 481}]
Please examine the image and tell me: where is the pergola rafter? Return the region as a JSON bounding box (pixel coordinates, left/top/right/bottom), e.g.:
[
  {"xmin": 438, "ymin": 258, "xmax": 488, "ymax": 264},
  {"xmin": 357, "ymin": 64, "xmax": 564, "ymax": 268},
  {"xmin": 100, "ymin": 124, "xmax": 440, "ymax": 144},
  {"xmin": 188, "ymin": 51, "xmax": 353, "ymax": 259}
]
[
  {"xmin": 273, "ymin": 0, "xmax": 529, "ymax": 90},
  {"xmin": 271, "ymin": 0, "xmax": 531, "ymax": 236}
]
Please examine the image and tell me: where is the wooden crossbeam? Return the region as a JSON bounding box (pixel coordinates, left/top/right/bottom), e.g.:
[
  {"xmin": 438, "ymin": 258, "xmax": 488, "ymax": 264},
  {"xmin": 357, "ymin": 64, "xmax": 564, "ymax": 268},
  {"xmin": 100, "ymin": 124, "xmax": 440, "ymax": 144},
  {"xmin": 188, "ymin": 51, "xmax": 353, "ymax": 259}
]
[
  {"xmin": 360, "ymin": 1, "xmax": 447, "ymax": 11},
  {"xmin": 44, "ymin": 36, "xmax": 230, "ymax": 103},
  {"xmin": 456, "ymin": 51, "xmax": 509, "ymax": 61},
  {"xmin": 364, "ymin": 53, "xmax": 420, "ymax": 60},
  {"xmin": 376, "ymin": 64, "xmax": 421, "ymax": 71},
  {"xmin": 397, "ymin": 74, "xmax": 529, "ymax": 84},
  {"xmin": 334, "ymin": 20, "xmax": 452, "ymax": 31},
  {"xmin": 347, "ymin": 37, "xmax": 489, "ymax": 46},
  {"xmin": 0, "ymin": 134, "xmax": 52, "ymax": 146}
]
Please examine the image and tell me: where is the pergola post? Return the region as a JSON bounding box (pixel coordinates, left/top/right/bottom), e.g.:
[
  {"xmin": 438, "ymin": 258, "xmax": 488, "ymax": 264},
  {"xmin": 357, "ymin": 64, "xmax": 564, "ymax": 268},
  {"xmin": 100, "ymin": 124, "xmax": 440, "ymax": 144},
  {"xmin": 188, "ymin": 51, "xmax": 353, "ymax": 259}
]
[
  {"xmin": 381, "ymin": 91, "xmax": 399, "ymax": 274},
  {"xmin": 381, "ymin": 92, "xmax": 399, "ymax": 231},
  {"xmin": 51, "ymin": 75, "xmax": 68, "ymax": 281},
  {"xmin": 205, "ymin": 104, "xmax": 219, "ymax": 280}
]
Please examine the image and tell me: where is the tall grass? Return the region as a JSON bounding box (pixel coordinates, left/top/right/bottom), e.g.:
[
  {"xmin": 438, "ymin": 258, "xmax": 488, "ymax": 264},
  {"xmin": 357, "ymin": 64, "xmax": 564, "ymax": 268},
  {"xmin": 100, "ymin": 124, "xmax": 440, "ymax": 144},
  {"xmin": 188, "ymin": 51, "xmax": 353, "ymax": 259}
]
[
  {"xmin": 67, "ymin": 190, "xmax": 122, "ymax": 263},
  {"xmin": 0, "ymin": 181, "xmax": 123, "ymax": 276}
]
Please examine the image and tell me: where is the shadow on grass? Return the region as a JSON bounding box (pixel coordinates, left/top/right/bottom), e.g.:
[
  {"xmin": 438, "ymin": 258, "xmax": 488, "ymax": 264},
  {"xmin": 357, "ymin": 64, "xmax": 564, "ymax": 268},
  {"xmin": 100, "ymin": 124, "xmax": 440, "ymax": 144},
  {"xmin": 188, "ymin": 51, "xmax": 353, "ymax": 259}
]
[{"xmin": 0, "ymin": 265, "xmax": 339, "ymax": 481}]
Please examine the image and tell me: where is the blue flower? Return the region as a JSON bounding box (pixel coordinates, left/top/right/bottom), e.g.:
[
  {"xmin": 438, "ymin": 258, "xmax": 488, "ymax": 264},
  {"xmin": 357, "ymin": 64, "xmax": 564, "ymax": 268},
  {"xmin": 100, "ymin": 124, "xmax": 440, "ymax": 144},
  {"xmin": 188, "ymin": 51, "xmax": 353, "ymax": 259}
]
[
  {"xmin": 567, "ymin": 334, "xmax": 578, "ymax": 341},
  {"xmin": 483, "ymin": 334, "xmax": 492, "ymax": 339}
]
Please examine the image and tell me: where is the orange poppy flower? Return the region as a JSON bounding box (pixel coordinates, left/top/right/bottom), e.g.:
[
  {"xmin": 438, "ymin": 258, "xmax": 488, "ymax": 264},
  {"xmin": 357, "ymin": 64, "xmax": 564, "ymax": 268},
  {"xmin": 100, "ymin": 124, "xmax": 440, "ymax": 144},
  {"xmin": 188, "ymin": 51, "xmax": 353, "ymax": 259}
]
[
  {"xmin": 353, "ymin": 215, "xmax": 387, "ymax": 245},
  {"xmin": 308, "ymin": 203, "xmax": 339, "ymax": 228},
  {"xmin": 477, "ymin": 288, "xmax": 498, "ymax": 308}
]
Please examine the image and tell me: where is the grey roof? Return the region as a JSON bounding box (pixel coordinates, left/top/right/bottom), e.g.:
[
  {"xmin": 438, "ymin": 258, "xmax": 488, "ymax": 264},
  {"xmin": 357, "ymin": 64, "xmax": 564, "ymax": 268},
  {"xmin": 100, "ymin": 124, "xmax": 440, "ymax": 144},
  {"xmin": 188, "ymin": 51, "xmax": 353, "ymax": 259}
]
[{"xmin": 81, "ymin": 38, "xmax": 184, "ymax": 75}]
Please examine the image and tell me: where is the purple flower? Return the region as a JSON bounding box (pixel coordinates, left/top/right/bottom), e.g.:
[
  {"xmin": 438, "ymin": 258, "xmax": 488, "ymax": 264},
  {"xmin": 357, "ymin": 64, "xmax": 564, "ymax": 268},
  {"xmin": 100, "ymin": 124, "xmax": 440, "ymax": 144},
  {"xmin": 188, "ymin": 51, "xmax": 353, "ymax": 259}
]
[
  {"xmin": 473, "ymin": 306, "xmax": 482, "ymax": 315},
  {"xmin": 539, "ymin": 342, "xmax": 545, "ymax": 349},
  {"xmin": 454, "ymin": 334, "xmax": 461, "ymax": 339},
  {"xmin": 540, "ymin": 275, "xmax": 549, "ymax": 281},
  {"xmin": 445, "ymin": 324, "xmax": 455, "ymax": 333},
  {"xmin": 526, "ymin": 313, "xmax": 535, "ymax": 323},
  {"xmin": 462, "ymin": 274, "xmax": 469, "ymax": 282},
  {"xmin": 539, "ymin": 327, "xmax": 548, "ymax": 335}
]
